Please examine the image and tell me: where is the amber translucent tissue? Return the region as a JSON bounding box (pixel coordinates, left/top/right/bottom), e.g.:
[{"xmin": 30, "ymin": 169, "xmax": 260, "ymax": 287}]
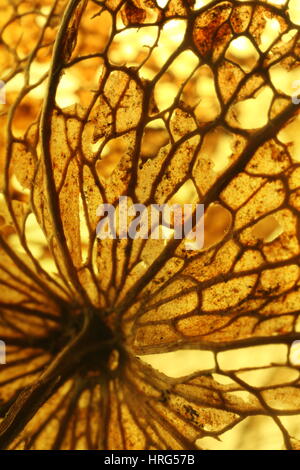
[{"xmin": 0, "ymin": 0, "xmax": 300, "ymax": 450}]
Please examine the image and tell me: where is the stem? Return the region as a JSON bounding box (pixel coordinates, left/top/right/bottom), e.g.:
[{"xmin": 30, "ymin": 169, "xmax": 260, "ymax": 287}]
[{"xmin": 40, "ymin": 0, "xmax": 90, "ymax": 305}]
